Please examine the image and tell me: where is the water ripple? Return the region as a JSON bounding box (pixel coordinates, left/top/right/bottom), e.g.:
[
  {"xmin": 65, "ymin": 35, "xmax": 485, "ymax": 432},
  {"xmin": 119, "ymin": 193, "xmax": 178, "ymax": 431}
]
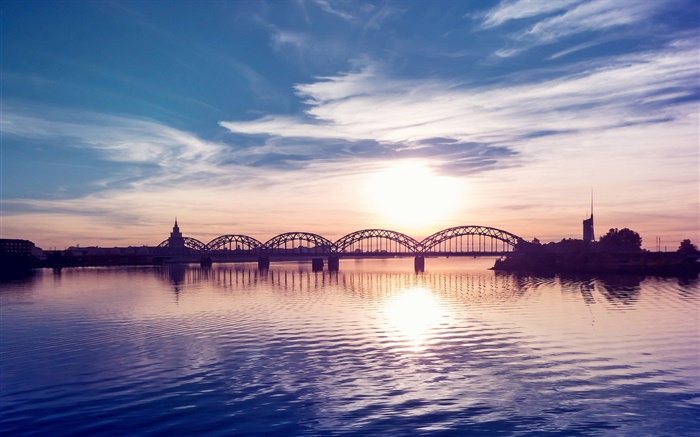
[{"xmin": 1, "ymin": 261, "xmax": 698, "ymax": 435}]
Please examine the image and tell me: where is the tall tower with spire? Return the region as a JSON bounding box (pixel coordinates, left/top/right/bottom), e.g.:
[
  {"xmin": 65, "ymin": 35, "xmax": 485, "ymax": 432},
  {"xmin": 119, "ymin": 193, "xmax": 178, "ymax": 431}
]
[
  {"xmin": 168, "ymin": 218, "xmax": 185, "ymax": 249},
  {"xmin": 583, "ymin": 193, "xmax": 595, "ymax": 242}
]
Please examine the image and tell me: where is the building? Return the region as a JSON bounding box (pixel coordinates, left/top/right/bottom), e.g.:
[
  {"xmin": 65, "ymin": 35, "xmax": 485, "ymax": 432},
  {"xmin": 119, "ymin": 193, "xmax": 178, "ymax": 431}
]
[
  {"xmin": 0, "ymin": 239, "xmax": 43, "ymax": 259},
  {"xmin": 582, "ymin": 196, "xmax": 595, "ymax": 242},
  {"xmin": 168, "ymin": 219, "xmax": 185, "ymax": 249}
]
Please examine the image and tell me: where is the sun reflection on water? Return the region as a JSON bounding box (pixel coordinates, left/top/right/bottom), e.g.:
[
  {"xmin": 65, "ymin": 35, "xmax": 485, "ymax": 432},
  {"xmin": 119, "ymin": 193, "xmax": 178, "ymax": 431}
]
[{"xmin": 383, "ymin": 287, "xmax": 451, "ymax": 349}]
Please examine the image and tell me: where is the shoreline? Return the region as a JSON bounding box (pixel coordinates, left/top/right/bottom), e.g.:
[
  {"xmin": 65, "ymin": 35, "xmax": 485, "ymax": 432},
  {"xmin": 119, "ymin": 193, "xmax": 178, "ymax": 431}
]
[{"xmin": 492, "ymin": 251, "xmax": 700, "ymax": 276}]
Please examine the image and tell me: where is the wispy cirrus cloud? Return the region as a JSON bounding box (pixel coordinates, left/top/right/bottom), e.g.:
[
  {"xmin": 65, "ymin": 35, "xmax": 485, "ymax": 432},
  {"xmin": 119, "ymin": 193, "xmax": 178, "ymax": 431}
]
[
  {"xmin": 521, "ymin": 0, "xmax": 661, "ymax": 42},
  {"xmin": 221, "ymin": 39, "xmax": 698, "ymax": 148},
  {"xmin": 311, "ymin": 0, "xmax": 355, "ymax": 21},
  {"xmin": 481, "ymin": 0, "xmax": 582, "ymax": 28},
  {"xmin": 2, "ymin": 108, "xmax": 220, "ymax": 164},
  {"xmin": 264, "ymin": 2, "xmax": 400, "ymax": 64},
  {"xmin": 482, "ymin": 0, "xmax": 669, "ymax": 57},
  {"xmin": 0, "ymin": 106, "xmax": 383, "ymax": 207},
  {"xmin": 271, "ymin": 29, "xmax": 310, "ymax": 52}
]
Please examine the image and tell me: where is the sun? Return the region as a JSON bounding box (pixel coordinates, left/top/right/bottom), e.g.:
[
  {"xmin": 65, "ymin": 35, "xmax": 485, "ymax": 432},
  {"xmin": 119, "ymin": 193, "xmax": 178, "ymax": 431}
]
[{"xmin": 365, "ymin": 161, "xmax": 463, "ymax": 231}]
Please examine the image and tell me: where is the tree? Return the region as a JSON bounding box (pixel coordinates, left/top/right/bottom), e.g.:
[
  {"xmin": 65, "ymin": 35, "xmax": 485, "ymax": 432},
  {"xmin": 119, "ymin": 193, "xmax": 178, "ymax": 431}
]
[
  {"xmin": 678, "ymin": 239, "xmax": 699, "ymax": 254},
  {"xmin": 599, "ymin": 228, "xmax": 642, "ymax": 252}
]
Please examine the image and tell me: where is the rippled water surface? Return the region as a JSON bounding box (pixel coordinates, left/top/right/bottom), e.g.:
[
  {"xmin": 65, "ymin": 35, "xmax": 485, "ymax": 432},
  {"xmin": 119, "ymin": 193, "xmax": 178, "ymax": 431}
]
[{"xmin": 1, "ymin": 259, "xmax": 699, "ymax": 436}]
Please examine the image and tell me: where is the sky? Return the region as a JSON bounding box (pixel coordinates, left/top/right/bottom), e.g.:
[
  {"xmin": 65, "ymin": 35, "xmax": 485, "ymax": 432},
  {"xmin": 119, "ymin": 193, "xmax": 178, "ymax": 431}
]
[{"xmin": 1, "ymin": 0, "xmax": 698, "ymax": 250}]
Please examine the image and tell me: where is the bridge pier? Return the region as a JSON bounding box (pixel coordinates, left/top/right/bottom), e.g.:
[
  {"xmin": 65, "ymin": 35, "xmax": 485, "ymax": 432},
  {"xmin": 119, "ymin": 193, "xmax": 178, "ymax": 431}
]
[
  {"xmin": 328, "ymin": 256, "xmax": 339, "ymax": 271},
  {"xmin": 312, "ymin": 258, "xmax": 324, "ymax": 272},
  {"xmin": 200, "ymin": 256, "xmax": 213, "ymax": 267},
  {"xmin": 258, "ymin": 256, "xmax": 270, "ymax": 270},
  {"xmin": 414, "ymin": 256, "xmax": 425, "ymax": 272}
]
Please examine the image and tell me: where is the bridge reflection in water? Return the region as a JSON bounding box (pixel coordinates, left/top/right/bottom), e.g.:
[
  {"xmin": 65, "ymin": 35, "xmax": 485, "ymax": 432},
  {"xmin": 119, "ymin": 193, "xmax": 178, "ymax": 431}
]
[
  {"xmin": 161, "ymin": 260, "xmax": 528, "ymax": 303},
  {"xmin": 158, "ymin": 225, "xmax": 526, "ymax": 272}
]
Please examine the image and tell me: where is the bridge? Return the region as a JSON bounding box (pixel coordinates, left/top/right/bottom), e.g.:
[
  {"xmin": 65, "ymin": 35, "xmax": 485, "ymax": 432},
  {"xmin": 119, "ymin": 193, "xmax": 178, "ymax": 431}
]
[{"xmin": 158, "ymin": 222, "xmax": 528, "ymax": 272}]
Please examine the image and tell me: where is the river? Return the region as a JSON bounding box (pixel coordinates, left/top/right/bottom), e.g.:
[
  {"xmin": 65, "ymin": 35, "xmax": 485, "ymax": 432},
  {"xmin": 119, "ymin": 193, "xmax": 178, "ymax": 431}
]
[{"xmin": 1, "ymin": 258, "xmax": 698, "ymax": 436}]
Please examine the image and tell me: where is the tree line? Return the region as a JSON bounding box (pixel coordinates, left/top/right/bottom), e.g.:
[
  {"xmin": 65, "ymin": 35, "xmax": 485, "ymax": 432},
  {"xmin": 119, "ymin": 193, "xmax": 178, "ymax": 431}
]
[{"xmin": 526, "ymin": 228, "xmax": 698, "ymax": 254}]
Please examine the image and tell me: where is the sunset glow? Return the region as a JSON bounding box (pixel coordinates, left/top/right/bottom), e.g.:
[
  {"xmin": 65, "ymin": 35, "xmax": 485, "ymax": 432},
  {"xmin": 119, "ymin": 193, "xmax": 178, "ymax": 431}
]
[
  {"xmin": 1, "ymin": 1, "xmax": 698, "ymax": 249},
  {"xmin": 366, "ymin": 162, "xmax": 463, "ymax": 231},
  {"xmin": 2, "ymin": 3, "xmax": 699, "ymax": 435}
]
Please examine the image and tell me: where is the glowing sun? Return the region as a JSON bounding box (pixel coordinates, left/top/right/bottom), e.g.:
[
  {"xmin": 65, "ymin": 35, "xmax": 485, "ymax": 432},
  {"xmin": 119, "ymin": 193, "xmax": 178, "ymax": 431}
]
[{"xmin": 365, "ymin": 161, "xmax": 462, "ymax": 230}]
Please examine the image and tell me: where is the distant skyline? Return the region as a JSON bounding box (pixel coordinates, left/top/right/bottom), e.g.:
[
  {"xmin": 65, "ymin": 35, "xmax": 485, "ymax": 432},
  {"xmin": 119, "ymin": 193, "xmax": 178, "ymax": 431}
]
[{"xmin": 2, "ymin": 0, "xmax": 698, "ymax": 250}]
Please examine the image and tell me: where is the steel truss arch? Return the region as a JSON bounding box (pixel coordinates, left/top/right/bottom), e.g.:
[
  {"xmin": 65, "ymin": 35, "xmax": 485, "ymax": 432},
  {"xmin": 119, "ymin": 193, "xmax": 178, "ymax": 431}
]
[
  {"xmin": 334, "ymin": 229, "xmax": 421, "ymax": 253},
  {"xmin": 157, "ymin": 237, "xmax": 207, "ymax": 252},
  {"xmin": 262, "ymin": 232, "xmax": 334, "ymax": 254},
  {"xmin": 420, "ymin": 226, "xmax": 525, "ymax": 253},
  {"xmin": 206, "ymin": 235, "xmax": 263, "ymax": 253}
]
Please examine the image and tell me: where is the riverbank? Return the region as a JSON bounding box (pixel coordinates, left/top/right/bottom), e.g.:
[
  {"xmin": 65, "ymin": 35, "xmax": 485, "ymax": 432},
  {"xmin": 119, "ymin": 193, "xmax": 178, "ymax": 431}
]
[{"xmin": 492, "ymin": 251, "xmax": 699, "ymax": 276}]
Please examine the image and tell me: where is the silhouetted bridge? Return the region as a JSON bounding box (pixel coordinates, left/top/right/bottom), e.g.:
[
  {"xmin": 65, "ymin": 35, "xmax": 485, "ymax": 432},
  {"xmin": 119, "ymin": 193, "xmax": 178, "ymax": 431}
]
[{"xmin": 158, "ymin": 226, "xmax": 527, "ymax": 271}]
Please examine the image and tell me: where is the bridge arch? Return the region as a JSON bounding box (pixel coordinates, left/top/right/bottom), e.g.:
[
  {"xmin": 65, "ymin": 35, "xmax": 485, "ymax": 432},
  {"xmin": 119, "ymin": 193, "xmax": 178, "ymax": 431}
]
[
  {"xmin": 262, "ymin": 232, "xmax": 334, "ymax": 255},
  {"xmin": 420, "ymin": 226, "xmax": 525, "ymax": 254},
  {"xmin": 157, "ymin": 237, "xmax": 207, "ymax": 252},
  {"xmin": 334, "ymin": 229, "xmax": 421, "ymax": 254},
  {"xmin": 206, "ymin": 235, "xmax": 263, "ymax": 253}
]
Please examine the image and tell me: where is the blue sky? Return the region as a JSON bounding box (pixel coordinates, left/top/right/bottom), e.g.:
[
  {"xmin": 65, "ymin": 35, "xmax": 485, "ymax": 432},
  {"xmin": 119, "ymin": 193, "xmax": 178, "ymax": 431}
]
[{"xmin": 2, "ymin": 0, "xmax": 698, "ymax": 249}]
